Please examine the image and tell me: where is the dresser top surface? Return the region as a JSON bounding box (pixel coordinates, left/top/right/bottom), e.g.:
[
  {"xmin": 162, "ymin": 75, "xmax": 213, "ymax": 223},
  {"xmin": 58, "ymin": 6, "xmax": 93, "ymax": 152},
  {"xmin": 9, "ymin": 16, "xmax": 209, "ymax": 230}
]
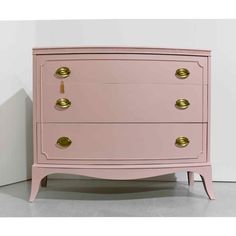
[{"xmin": 33, "ymin": 46, "xmax": 211, "ymax": 56}]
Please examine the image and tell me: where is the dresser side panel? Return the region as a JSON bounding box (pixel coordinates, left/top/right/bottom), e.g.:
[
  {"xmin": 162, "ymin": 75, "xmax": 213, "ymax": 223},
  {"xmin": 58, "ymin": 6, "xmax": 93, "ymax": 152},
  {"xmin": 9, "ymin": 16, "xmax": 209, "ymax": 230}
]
[
  {"xmin": 207, "ymin": 56, "xmax": 211, "ymax": 163},
  {"xmin": 33, "ymin": 54, "xmax": 38, "ymax": 164}
]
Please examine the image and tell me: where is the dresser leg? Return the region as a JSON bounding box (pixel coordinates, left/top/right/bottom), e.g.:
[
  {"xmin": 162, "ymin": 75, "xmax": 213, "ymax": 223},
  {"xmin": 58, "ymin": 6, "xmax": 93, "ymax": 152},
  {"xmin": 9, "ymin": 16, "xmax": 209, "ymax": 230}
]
[
  {"xmin": 29, "ymin": 167, "xmax": 46, "ymax": 202},
  {"xmin": 187, "ymin": 171, "xmax": 194, "ymax": 186},
  {"xmin": 41, "ymin": 176, "xmax": 47, "ymax": 187},
  {"xmin": 199, "ymin": 166, "xmax": 215, "ymax": 200},
  {"xmin": 29, "ymin": 178, "xmax": 41, "ymax": 202}
]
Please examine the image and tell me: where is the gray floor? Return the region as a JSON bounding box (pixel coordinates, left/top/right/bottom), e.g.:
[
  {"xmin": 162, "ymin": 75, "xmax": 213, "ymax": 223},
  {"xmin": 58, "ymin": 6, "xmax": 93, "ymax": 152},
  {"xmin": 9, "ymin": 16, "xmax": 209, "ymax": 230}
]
[{"xmin": 0, "ymin": 179, "xmax": 235, "ymax": 217}]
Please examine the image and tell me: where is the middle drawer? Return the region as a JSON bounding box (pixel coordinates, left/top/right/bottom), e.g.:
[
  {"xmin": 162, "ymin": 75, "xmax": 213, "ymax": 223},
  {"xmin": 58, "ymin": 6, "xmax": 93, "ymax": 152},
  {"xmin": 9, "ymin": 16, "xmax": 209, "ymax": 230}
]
[{"xmin": 41, "ymin": 84, "xmax": 205, "ymax": 122}]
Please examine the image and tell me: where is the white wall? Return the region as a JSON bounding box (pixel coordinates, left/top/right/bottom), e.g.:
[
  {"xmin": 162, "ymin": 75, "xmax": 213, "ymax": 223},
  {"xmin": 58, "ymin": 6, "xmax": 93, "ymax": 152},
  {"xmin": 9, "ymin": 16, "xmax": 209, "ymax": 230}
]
[
  {"xmin": 0, "ymin": 20, "xmax": 235, "ymax": 184},
  {"xmin": 0, "ymin": 21, "xmax": 35, "ymax": 185}
]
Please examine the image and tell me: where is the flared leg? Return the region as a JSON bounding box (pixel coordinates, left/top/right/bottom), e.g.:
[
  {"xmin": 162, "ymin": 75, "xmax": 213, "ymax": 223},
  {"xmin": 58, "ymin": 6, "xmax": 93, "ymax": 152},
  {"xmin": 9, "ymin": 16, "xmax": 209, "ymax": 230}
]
[{"xmin": 29, "ymin": 167, "xmax": 47, "ymax": 202}]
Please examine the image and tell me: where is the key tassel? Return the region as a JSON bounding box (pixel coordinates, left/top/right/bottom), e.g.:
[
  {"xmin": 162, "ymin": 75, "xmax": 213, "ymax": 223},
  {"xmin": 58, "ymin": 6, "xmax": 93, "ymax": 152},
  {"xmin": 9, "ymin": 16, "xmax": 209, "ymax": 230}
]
[{"xmin": 60, "ymin": 81, "xmax": 65, "ymax": 93}]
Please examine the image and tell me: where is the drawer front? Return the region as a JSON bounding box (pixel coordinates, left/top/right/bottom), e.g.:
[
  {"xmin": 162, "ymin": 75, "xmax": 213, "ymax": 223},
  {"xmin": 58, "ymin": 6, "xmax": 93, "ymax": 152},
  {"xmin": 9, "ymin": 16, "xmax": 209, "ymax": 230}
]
[
  {"xmin": 41, "ymin": 84, "xmax": 204, "ymax": 122},
  {"xmin": 37, "ymin": 123, "xmax": 206, "ymax": 164},
  {"xmin": 40, "ymin": 55, "xmax": 206, "ymax": 85}
]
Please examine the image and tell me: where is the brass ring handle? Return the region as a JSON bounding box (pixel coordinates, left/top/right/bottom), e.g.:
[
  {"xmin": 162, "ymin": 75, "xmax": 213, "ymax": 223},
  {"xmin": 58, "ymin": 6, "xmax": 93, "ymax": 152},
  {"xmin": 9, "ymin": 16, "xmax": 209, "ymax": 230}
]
[
  {"xmin": 175, "ymin": 99, "xmax": 190, "ymax": 110},
  {"xmin": 175, "ymin": 137, "xmax": 190, "ymax": 148},
  {"xmin": 56, "ymin": 137, "xmax": 72, "ymax": 148},
  {"xmin": 55, "ymin": 67, "xmax": 71, "ymax": 78},
  {"xmin": 175, "ymin": 68, "xmax": 190, "ymax": 79},
  {"xmin": 56, "ymin": 98, "xmax": 71, "ymax": 109}
]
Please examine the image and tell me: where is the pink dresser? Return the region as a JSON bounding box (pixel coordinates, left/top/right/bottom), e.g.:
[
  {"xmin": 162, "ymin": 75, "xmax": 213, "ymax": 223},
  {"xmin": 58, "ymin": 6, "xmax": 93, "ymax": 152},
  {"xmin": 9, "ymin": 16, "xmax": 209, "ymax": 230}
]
[{"xmin": 30, "ymin": 47, "xmax": 215, "ymax": 201}]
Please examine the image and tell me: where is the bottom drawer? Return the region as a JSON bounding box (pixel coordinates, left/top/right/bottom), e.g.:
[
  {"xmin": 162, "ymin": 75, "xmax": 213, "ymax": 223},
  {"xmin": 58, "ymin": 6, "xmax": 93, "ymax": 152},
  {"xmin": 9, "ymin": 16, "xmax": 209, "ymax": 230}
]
[{"xmin": 37, "ymin": 123, "xmax": 207, "ymax": 165}]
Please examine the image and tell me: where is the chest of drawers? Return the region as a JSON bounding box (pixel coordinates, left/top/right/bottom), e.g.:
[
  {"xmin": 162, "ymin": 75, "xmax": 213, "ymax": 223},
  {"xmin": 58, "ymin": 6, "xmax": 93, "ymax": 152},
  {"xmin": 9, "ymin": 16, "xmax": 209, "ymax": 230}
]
[{"xmin": 29, "ymin": 47, "xmax": 214, "ymax": 201}]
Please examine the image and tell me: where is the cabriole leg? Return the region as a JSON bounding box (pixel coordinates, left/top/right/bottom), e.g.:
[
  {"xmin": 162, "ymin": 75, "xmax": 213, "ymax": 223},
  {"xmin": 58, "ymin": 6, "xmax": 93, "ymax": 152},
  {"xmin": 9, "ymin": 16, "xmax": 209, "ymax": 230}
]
[{"xmin": 29, "ymin": 167, "xmax": 46, "ymax": 202}]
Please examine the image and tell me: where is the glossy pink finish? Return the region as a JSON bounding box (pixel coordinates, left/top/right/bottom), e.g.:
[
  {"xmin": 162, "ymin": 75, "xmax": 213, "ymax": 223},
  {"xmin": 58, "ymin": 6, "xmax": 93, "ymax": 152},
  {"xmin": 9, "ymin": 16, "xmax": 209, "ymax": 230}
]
[{"xmin": 30, "ymin": 47, "xmax": 214, "ymax": 202}]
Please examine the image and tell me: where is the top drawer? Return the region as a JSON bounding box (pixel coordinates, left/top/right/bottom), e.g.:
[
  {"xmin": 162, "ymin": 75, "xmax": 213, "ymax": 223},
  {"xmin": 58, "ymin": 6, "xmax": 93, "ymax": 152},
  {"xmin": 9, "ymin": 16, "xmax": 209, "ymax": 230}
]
[{"xmin": 37, "ymin": 54, "xmax": 208, "ymax": 85}]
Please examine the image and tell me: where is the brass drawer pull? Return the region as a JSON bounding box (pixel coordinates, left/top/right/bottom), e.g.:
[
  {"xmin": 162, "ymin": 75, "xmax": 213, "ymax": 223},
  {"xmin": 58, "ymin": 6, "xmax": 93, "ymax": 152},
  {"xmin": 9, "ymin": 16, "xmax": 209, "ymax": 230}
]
[
  {"xmin": 175, "ymin": 68, "xmax": 190, "ymax": 79},
  {"xmin": 57, "ymin": 137, "xmax": 72, "ymax": 148},
  {"xmin": 56, "ymin": 98, "xmax": 71, "ymax": 109},
  {"xmin": 55, "ymin": 67, "xmax": 71, "ymax": 78},
  {"xmin": 175, "ymin": 137, "xmax": 190, "ymax": 148},
  {"xmin": 175, "ymin": 99, "xmax": 190, "ymax": 110}
]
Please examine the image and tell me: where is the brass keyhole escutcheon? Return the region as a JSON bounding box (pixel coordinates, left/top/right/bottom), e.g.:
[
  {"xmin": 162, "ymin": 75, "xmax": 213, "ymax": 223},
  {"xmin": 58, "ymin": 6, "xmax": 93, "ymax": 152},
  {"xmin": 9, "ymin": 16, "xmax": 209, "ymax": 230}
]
[
  {"xmin": 55, "ymin": 67, "xmax": 71, "ymax": 78},
  {"xmin": 55, "ymin": 98, "xmax": 71, "ymax": 109},
  {"xmin": 175, "ymin": 99, "xmax": 190, "ymax": 110},
  {"xmin": 175, "ymin": 68, "xmax": 190, "ymax": 79},
  {"xmin": 56, "ymin": 137, "xmax": 72, "ymax": 148},
  {"xmin": 175, "ymin": 137, "xmax": 190, "ymax": 148}
]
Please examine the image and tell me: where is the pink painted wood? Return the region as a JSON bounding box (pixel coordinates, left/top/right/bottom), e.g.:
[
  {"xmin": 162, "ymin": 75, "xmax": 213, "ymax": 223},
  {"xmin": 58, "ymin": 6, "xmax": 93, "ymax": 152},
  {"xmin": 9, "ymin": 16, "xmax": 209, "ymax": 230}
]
[
  {"xmin": 41, "ymin": 56, "xmax": 205, "ymax": 85},
  {"xmin": 41, "ymin": 84, "xmax": 205, "ymax": 122},
  {"xmin": 33, "ymin": 46, "xmax": 211, "ymax": 57},
  {"xmin": 30, "ymin": 47, "xmax": 214, "ymax": 202},
  {"xmin": 29, "ymin": 164, "xmax": 215, "ymax": 201},
  {"xmin": 37, "ymin": 123, "xmax": 206, "ymax": 163}
]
